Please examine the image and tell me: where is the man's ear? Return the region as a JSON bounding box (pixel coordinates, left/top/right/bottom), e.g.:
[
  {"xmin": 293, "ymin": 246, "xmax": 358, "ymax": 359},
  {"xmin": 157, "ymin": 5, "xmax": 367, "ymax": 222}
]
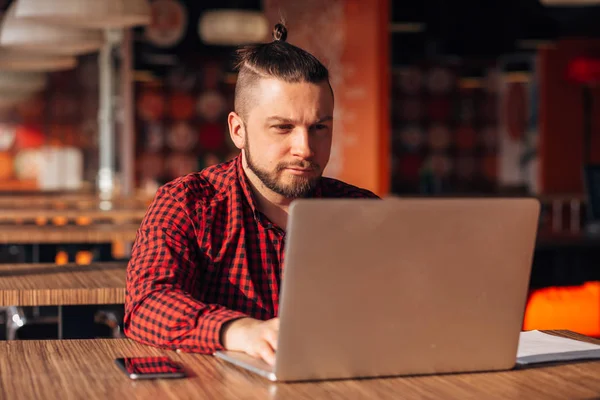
[{"xmin": 228, "ymin": 111, "xmax": 245, "ymax": 150}]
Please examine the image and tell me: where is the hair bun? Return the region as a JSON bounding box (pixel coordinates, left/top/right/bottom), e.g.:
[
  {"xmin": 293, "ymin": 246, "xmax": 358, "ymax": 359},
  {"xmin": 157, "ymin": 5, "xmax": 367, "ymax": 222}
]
[{"xmin": 272, "ymin": 23, "xmax": 288, "ymax": 42}]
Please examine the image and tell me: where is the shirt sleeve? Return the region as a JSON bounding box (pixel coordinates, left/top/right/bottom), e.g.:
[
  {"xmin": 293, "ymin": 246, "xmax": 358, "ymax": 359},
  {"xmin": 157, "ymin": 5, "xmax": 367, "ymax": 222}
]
[{"xmin": 124, "ymin": 183, "xmax": 247, "ymax": 354}]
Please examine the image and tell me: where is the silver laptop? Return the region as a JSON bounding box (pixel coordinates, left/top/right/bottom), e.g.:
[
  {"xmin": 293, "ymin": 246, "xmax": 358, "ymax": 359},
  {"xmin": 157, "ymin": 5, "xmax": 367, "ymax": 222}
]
[{"xmin": 214, "ymin": 198, "xmax": 540, "ymax": 382}]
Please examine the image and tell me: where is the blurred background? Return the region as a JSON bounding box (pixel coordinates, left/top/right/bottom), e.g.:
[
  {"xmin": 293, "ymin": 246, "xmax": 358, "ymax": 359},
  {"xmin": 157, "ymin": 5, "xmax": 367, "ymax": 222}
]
[{"xmin": 0, "ymin": 0, "xmax": 598, "ymax": 341}]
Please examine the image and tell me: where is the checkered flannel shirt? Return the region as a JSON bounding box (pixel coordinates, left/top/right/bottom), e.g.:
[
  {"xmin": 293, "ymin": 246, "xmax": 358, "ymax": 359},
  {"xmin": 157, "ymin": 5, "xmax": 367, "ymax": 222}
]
[{"xmin": 124, "ymin": 154, "xmax": 378, "ymax": 353}]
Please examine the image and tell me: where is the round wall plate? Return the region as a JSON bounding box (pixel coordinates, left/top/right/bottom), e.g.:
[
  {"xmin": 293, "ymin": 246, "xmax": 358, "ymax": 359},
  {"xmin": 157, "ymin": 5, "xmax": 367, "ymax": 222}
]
[{"xmin": 144, "ymin": 0, "xmax": 188, "ymax": 48}]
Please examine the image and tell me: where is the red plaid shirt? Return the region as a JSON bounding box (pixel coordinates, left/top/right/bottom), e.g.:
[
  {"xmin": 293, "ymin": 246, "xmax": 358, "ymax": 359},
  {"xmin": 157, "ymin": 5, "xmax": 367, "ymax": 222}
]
[{"xmin": 124, "ymin": 155, "xmax": 378, "ymax": 353}]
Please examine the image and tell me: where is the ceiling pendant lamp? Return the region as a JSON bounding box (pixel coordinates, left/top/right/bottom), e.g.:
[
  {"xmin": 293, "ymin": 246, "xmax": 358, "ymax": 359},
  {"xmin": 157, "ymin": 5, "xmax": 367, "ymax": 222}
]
[
  {"xmin": 10, "ymin": 0, "xmax": 150, "ymax": 199},
  {"xmin": 199, "ymin": 10, "xmax": 269, "ymax": 46},
  {"xmin": 0, "ymin": 71, "xmax": 46, "ymax": 92},
  {"xmin": 13, "ymin": 0, "xmax": 151, "ymax": 29},
  {"xmin": 0, "ymin": 2, "xmax": 103, "ymax": 55},
  {"xmin": 0, "ymin": 49, "xmax": 76, "ymax": 71}
]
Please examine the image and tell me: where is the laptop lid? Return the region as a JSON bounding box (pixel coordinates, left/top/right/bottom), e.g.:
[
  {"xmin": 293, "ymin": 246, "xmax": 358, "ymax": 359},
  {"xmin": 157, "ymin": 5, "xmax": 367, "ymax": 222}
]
[{"xmin": 272, "ymin": 197, "xmax": 539, "ymax": 381}]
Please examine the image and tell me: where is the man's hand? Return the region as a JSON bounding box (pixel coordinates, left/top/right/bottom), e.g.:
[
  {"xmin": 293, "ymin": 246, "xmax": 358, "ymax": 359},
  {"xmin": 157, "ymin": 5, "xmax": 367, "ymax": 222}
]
[{"xmin": 221, "ymin": 317, "xmax": 279, "ymax": 365}]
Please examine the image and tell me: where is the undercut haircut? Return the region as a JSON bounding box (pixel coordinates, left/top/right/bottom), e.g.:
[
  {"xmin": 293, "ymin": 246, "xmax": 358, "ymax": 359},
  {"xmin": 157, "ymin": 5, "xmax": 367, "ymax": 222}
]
[{"xmin": 233, "ymin": 23, "xmax": 331, "ymax": 120}]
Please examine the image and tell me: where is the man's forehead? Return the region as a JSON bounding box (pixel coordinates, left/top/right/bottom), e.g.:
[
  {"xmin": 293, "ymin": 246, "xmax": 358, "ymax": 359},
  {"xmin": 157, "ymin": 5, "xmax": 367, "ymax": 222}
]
[
  {"xmin": 244, "ymin": 78, "xmax": 334, "ymax": 122},
  {"xmin": 255, "ymin": 77, "xmax": 328, "ymax": 93}
]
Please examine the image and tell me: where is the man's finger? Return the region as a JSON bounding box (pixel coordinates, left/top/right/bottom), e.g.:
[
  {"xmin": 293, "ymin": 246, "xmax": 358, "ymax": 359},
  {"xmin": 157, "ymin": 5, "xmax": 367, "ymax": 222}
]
[
  {"xmin": 257, "ymin": 341, "xmax": 276, "ymax": 366},
  {"xmin": 264, "ymin": 328, "xmax": 278, "ymax": 351}
]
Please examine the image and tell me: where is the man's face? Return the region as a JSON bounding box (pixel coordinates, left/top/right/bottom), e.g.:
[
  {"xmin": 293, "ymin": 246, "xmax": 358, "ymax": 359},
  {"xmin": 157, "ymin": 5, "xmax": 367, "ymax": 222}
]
[{"xmin": 238, "ymin": 78, "xmax": 334, "ymax": 198}]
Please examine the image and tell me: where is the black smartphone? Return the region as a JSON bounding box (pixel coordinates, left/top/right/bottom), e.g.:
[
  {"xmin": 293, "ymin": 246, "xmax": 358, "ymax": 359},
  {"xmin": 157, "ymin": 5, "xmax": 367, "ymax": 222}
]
[{"xmin": 115, "ymin": 357, "xmax": 186, "ymax": 380}]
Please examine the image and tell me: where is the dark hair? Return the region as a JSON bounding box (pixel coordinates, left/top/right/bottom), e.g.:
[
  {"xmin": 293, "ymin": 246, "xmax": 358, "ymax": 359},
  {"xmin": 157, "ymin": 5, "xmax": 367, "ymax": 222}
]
[{"xmin": 233, "ymin": 23, "xmax": 331, "ymax": 119}]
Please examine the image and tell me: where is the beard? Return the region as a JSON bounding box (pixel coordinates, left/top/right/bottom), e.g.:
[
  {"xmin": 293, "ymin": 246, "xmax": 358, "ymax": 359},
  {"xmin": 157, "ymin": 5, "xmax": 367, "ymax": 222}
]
[{"xmin": 245, "ymin": 139, "xmax": 321, "ymax": 199}]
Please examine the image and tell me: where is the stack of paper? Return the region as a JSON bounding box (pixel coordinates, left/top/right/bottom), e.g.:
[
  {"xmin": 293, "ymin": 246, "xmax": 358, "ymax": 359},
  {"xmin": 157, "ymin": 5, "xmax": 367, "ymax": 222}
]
[{"xmin": 517, "ymin": 330, "xmax": 600, "ymax": 365}]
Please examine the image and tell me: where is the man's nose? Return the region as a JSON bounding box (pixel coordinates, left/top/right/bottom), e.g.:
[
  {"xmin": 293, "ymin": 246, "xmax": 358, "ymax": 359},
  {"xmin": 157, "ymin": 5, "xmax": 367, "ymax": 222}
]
[{"xmin": 290, "ymin": 129, "xmax": 314, "ymax": 159}]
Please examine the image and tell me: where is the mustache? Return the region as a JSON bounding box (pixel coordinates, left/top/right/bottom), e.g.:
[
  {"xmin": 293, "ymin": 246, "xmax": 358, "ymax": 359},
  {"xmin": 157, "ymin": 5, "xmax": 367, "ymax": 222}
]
[{"xmin": 277, "ymin": 161, "xmax": 319, "ymax": 172}]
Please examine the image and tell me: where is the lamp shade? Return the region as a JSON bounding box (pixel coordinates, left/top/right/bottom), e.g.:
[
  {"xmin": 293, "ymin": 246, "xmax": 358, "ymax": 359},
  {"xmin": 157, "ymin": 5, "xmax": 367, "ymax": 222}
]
[
  {"xmin": 0, "ymin": 71, "xmax": 46, "ymax": 92},
  {"xmin": 0, "ymin": 2, "xmax": 104, "ymax": 55},
  {"xmin": 13, "ymin": 0, "xmax": 151, "ymax": 29},
  {"xmin": 199, "ymin": 10, "xmax": 269, "ymax": 46},
  {"xmin": 0, "ymin": 49, "xmax": 76, "ymax": 72}
]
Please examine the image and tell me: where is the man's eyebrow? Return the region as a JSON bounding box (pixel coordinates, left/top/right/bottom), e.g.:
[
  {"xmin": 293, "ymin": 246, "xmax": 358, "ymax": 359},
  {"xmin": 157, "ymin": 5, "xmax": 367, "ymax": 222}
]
[
  {"xmin": 316, "ymin": 116, "xmax": 333, "ymax": 123},
  {"xmin": 265, "ymin": 116, "xmax": 295, "ymax": 124},
  {"xmin": 265, "ymin": 116, "xmax": 333, "ymax": 124}
]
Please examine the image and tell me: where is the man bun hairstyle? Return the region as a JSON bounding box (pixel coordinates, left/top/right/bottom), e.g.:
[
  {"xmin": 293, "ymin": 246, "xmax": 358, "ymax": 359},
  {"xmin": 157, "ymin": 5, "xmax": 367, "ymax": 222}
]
[
  {"xmin": 272, "ymin": 23, "xmax": 287, "ymax": 42},
  {"xmin": 233, "ymin": 22, "xmax": 331, "ymax": 120}
]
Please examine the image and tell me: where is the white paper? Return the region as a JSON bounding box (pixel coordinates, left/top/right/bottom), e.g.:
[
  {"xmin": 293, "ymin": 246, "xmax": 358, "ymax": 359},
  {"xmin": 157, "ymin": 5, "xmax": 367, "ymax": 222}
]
[{"xmin": 517, "ymin": 330, "xmax": 600, "ymax": 365}]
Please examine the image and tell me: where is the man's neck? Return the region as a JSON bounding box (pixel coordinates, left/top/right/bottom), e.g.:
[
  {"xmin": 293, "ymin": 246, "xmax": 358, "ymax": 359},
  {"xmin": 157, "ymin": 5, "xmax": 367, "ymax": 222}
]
[{"xmin": 242, "ymin": 165, "xmax": 293, "ymax": 230}]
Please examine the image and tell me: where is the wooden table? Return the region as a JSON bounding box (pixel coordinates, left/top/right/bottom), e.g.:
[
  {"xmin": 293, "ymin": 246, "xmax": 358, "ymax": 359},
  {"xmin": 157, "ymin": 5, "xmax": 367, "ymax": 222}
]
[
  {"xmin": 0, "ymin": 193, "xmax": 152, "ymax": 209},
  {"xmin": 0, "ymin": 194, "xmax": 148, "ymax": 245},
  {"xmin": 0, "ymin": 224, "xmax": 140, "ymax": 244},
  {"xmin": 1, "ymin": 331, "xmax": 599, "ymax": 399},
  {"xmin": 0, "ymin": 262, "xmax": 126, "ymax": 306},
  {"xmin": 0, "ymin": 208, "xmax": 147, "ymax": 222}
]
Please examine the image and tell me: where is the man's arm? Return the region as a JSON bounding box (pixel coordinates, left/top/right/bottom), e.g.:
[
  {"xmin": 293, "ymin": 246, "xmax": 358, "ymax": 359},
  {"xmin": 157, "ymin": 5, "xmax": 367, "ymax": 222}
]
[{"xmin": 123, "ymin": 183, "xmax": 247, "ymax": 354}]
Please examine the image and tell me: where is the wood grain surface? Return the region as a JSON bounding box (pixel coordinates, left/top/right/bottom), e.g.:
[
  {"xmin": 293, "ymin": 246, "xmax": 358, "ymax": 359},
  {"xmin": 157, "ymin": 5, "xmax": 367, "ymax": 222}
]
[
  {"xmin": 0, "ymin": 194, "xmax": 152, "ymax": 209},
  {"xmin": 0, "ymin": 224, "xmax": 140, "ymax": 244},
  {"xmin": 0, "ymin": 207, "xmax": 147, "ymax": 223},
  {"xmin": 0, "ymin": 263, "xmax": 126, "ymax": 306},
  {"xmin": 1, "ymin": 331, "xmax": 599, "ymax": 399}
]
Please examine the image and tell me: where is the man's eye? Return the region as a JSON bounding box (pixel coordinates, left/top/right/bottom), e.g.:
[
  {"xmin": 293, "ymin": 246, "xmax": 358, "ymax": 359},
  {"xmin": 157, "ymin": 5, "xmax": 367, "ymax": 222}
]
[
  {"xmin": 274, "ymin": 125, "xmax": 293, "ymax": 130},
  {"xmin": 310, "ymin": 124, "xmax": 329, "ymax": 132}
]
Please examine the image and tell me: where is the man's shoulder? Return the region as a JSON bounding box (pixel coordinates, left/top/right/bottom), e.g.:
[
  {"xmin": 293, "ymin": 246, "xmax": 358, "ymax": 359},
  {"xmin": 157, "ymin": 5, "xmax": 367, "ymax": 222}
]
[
  {"xmin": 157, "ymin": 159, "xmax": 237, "ymax": 206},
  {"xmin": 319, "ymin": 177, "xmax": 380, "ymax": 199}
]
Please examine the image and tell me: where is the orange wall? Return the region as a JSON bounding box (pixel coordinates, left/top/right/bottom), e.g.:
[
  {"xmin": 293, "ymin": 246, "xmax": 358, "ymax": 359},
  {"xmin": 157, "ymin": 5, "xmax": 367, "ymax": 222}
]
[
  {"xmin": 539, "ymin": 39, "xmax": 600, "ymax": 194},
  {"xmin": 263, "ymin": 0, "xmax": 390, "ymax": 196}
]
